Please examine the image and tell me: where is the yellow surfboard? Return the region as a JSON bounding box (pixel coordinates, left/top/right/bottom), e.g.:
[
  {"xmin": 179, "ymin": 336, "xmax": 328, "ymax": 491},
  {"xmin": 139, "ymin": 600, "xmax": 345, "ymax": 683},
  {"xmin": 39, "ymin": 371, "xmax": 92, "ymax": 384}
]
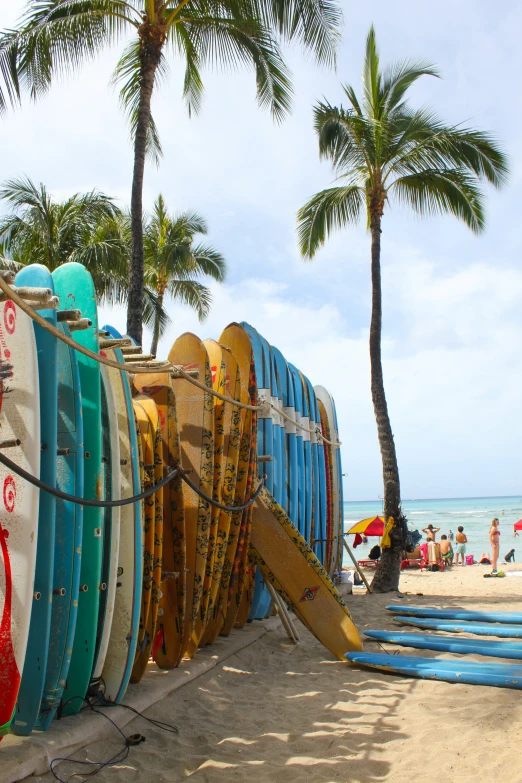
[
  {"xmin": 133, "ymin": 376, "xmax": 185, "ymax": 669},
  {"xmin": 169, "ymin": 334, "xmax": 214, "ymax": 659},
  {"xmin": 218, "ymin": 323, "xmax": 258, "ymax": 635},
  {"xmin": 250, "ymin": 486, "xmax": 362, "ymax": 660},
  {"xmin": 200, "ymin": 345, "xmax": 242, "ymax": 646}
]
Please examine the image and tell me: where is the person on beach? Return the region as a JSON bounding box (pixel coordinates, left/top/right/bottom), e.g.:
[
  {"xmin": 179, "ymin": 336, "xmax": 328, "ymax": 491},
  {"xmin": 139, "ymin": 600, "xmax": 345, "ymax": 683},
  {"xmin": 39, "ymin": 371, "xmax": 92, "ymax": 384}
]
[
  {"xmin": 440, "ymin": 535, "xmax": 453, "ymax": 565},
  {"xmin": 479, "ymin": 552, "xmax": 491, "ymax": 565},
  {"xmin": 448, "ymin": 530, "xmax": 454, "ymax": 541},
  {"xmin": 422, "ymin": 524, "xmax": 440, "ymax": 542},
  {"xmin": 455, "ymin": 526, "xmax": 467, "ymax": 565},
  {"xmin": 504, "ymin": 548, "xmax": 515, "ymax": 563},
  {"xmin": 489, "ymin": 518, "xmax": 500, "ymax": 574}
]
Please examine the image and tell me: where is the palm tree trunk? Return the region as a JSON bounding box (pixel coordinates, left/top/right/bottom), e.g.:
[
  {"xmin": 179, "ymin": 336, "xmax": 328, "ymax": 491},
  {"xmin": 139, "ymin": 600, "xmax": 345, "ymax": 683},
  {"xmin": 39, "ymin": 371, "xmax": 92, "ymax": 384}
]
[
  {"xmin": 367, "ymin": 213, "xmax": 404, "ymax": 593},
  {"xmin": 127, "ymin": 26, "xmax": 164, "ymax": 345},
  {"xmin": 150, "ymin": 291, "xmax": 164, "ymax": 358}
]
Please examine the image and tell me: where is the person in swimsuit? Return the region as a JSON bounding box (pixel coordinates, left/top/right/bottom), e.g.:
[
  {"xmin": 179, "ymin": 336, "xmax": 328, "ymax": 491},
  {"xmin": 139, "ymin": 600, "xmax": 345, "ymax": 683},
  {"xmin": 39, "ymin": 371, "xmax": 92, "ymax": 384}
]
[
  {"xmin": 440, "ymin": 535, "xmax": 453, "ymax": 565},
  {"xmin": 504, "ymin": 548, "xmax": 515, "ymax": 563},
  {"xmin": 489, "ymin": 518, "xmax": 500, "ymax": 574},
  {"xmin": 422, "ymin": 524, "xmax": 440, "ymax": 542},
  {"xmin": 455, "ymin": 526, "xmax": 467, "ymax": 565}
]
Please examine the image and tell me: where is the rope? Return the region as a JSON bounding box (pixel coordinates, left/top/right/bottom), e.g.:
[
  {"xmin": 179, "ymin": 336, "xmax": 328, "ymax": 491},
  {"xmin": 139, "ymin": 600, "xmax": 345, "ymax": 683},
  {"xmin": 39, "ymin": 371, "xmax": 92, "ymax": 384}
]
[
  {"xmin": 0, "ymin": 450, "xmax": 180, "ymax": 507},
  {"xmin": 0, "ymin": 276, "xmax": 171, "ymax": 376},
  {"xmin": 0, "ymin": 450, "xmax": 263, "ymax": 513},
  {"xmin": 0, "ymin": 276, "xmax": 341, "ymax": 446}
]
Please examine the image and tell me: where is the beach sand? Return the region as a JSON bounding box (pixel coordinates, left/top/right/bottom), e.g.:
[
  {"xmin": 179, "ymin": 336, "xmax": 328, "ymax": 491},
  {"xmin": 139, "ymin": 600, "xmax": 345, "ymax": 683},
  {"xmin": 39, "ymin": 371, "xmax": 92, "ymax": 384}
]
[{"xmin": 29, "ymin": 564, "xmax": 522, "ymax": 783}]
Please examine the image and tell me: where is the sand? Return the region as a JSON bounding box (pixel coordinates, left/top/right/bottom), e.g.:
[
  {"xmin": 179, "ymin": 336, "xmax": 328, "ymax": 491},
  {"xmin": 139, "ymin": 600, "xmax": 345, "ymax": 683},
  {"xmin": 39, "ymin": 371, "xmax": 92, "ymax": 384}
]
[{"xmin": 28, "ymin": 563, "xmax": 522, "ymax": 783}]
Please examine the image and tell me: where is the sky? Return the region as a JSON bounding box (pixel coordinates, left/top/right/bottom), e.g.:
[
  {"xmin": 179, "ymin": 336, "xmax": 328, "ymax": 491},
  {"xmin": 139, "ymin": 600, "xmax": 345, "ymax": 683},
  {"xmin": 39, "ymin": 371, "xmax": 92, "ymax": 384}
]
[{"xmin": 2, "ymin": 0, "xmax": 522, "ymax": 501}]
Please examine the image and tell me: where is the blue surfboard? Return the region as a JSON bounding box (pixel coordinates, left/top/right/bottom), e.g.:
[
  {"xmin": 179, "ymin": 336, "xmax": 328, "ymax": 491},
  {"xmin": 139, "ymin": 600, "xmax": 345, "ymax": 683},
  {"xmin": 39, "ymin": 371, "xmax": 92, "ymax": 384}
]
[
  {"xmin": 241, "ymin": 324, "xmax": 272, "ymax": 621},
  {"xmin": 298, "ymin": 371, "xmax": 313, "ymax": 545},
  {"xmin": 101, "ymin": 324, "xmax": 122, "ymax": 339},
  {"xmin": 272, "ymin": 347, "xmax": 297, "ymax": 519},
  {"xmin": 13, "ymin": 265, "xmax": 58, "ymax": 736},
  {"xmin": 288, "ymin": 364, "xmax": 305, "ymax": 538},
  {"xmin": 303, "ymin": 376, "xmax": 323, "ymax": 562},
  {"xmin": 395, "ymin": 616, "xmax": 522, "ymax": 638},
  {"xmin": 37, "ymin": 321, "xmax": 84, "ymax": 730},
  {"xmin": 346, "ymin": 652, "xmax": 522, "ymax": 690},
  {"xmin": 364, "ymin": 630, "xmax": 522, "ymax": 660},
  {"xmin": 387, "ymin": 605, "xmax": 522, "ymax": 625}
]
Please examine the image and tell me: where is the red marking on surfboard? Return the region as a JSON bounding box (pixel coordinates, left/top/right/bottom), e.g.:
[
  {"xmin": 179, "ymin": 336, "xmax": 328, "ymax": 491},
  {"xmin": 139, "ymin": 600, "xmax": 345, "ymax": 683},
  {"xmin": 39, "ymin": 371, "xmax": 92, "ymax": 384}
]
[
  {"xmin": 100, "ymin": 350, "xmax": 107, "ymax": 358},
  {"xmin": 299, "ymin": 586, "xmax": 320, "ymax": 603},
  {"xmin": 3, "ymin": 477, "xmax": 15, "ymax": 514},
  {"xmin": 157, "ymin": 409, "xmax": 165, "ymax": 427},
  {"xmin": 152, "ymin": 628, "xmax": 164, "ymax": 660},
  {"xmin": 3, "ymin": 302, "xmax": 16, "ymax": 336},
  {"xmin": 0, "ymin": 521, "xmax": 20, "ymax": 735},
  {"xmin": 211, "ymin": 365, "xmax": 217, "ymax": 385}
]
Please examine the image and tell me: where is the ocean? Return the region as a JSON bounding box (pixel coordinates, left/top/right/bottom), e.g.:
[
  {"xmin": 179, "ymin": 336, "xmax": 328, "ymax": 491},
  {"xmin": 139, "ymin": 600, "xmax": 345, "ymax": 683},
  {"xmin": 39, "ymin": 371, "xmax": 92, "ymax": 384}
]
[{"xmin": 342, "ymin": 495, "xmax": 522, "ymax": 564}]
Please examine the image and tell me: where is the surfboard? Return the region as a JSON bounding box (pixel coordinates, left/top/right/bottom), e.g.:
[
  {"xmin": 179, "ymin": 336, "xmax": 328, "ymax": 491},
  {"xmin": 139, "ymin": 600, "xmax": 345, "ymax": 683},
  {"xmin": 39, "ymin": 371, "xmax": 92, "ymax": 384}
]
[
  {"xmin": 271, "ymin": 347, "xmax": 297, "ymax": 522},
  {"xmin": 53, "ymin": 262, "xmax": 103, "ymax": 717},
  {"xmin": 0, "ymin": 298, "xmax": 40, "ymax": 738},
  {"xmin": 346, "ymin": 652, "xmax": 522, "ymax": 690},
  {"xmin": 101, "ymin": 324, "xmax": 122, "ymax": 340},
  {"xmin": 387, "ymin": 605, "xmax": 522, "ymax": 624},
  {"xmin": 131, "ymin": 395, "xmax": 163, "ymax": 683},
  {"xmin": 185, "ymin": 340, "xmax": 226, "ymax": 654},
  {"xmin": 288, "ymin": 364, "xmax": 305, "ymax": 538},
  {"xmin": 395, "ymin": 616, "xmax": 522, "ymax": 638},
  {"xmin": 298, "ymin": 371, "xmax": 312, "ymax": 546},
  {"xmin": 364, "ymin": 629, "xmax": 522, "ymax": 660},
  {"xmin": 217, "ymin": 323, "xmax": 258, "ymax": 636},
  {"xmin": 315, "ymin": 387, "xmax": 341, "ymax": 575},
  {"xmin": 169, "ymin": 334, "xmax": 214, "ymax": 659},
  {"xmin": 132, "ymin": 377, "xmax": 185, "ymax": 670},
  {"xmin": 199, "ymin": 344, "xmax": 241, "ymax": 647},
  {"xmin": 301, "ymin": 375, "xmax": 319, "ymax": 559},
  {"xmin": 132, "ymin": 399, "xmax": 156, "ymax": 655},
  {"xmin": 99, "ymin": 347, "xmax": 142, "ymax": 703},
  {"xmin": 240, "ymin": 324, "xmax": 272, "ymax": 621},
  {"xmin": 11, "ymin": 266, "xmax": 58, "ymax": 736},
  {"xmin": 316, "ymin": 396, "xmax": 334, "ymax": 573},
  {"xmin": 37, "ymin": 321, "xmax": 83, "ymax": 731},
  {"xmin": 91, "ymin": 362, "xmax": 121, "ymax": 685},
  {"xmin": 251, "ymin": 486, "xmax": 362, "ymax": 660}
]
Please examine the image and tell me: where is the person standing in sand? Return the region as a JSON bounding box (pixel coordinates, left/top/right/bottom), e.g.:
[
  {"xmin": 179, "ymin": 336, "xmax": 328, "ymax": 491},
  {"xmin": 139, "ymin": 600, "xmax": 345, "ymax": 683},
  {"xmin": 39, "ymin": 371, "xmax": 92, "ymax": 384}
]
[
  {"xmin": 440, "ymin": 535, "xmax": 453, "ymax": 565},
  {"xmin": 455, "ymin": 526, "xmax": 467, "ymax": 565},
  {"xmin": 422, "ymin": 524, "xmax": 440, "ymax": 542},
  {"xmin": 489, "ymin": 518, "xmax": 500, "ymax": 574}
]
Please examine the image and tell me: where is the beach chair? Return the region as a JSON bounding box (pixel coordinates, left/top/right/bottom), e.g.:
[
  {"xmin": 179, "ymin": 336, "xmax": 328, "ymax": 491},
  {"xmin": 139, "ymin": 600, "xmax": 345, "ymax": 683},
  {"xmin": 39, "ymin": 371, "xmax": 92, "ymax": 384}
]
[{"xmin": 357, "ymin": 559, "xmax": 379, "ymax": 569}]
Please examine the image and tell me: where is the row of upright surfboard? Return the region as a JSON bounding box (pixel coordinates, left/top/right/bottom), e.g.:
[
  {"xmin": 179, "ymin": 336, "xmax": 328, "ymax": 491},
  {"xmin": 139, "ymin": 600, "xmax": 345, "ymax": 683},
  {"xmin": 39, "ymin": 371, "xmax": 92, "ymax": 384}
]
[
  {"xmin": 0, "ymin": 261, "xmax": 360, "ymax": 742},
  {"xmin": 346, "ymin": 604, "xmax": 522, "ymax": 690}
]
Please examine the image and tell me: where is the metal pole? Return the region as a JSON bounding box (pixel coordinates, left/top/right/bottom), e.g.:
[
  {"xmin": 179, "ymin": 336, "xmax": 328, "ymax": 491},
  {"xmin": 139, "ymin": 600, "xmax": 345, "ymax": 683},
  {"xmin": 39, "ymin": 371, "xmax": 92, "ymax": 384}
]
[{"xmin": 342, "ymin": 537, "xmax": 373, "ymax": 593}]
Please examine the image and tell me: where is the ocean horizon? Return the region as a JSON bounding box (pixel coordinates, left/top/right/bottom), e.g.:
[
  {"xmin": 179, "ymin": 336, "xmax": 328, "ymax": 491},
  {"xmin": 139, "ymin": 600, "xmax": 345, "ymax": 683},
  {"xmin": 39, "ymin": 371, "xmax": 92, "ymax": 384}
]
[{"xmin": 342, "ymin": 494, "xmax": 522, "ymax": 565}]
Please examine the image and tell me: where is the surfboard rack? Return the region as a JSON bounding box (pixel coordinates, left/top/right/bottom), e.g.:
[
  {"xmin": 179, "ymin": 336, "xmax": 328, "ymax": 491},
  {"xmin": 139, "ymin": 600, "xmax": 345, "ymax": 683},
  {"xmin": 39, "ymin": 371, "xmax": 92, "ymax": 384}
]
[
  {"xmin": 57, "ymin": 309, "xmax": 82, "ymax": 322},
  {"xmin": 69, "ymin": 318, "xmax": 92, "ymax": 332},
  {"xmin": 0, "ymin": 439, "xmax": 21, "ymax": 449},
  {"xmin": 258, "ymin": 455, "xmax": 273, "ymax": 463}
]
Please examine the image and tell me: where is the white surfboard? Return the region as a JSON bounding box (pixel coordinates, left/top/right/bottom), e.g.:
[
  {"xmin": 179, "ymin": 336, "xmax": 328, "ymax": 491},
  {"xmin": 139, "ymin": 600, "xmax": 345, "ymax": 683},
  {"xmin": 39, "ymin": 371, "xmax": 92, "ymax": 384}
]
[
  {"xmin": 92, "ymin": 362, "xmax": 121, "ymax": 680},
  {"xmin": 0, "ymin": 300, "xmax": 40, "ymax": 736}
]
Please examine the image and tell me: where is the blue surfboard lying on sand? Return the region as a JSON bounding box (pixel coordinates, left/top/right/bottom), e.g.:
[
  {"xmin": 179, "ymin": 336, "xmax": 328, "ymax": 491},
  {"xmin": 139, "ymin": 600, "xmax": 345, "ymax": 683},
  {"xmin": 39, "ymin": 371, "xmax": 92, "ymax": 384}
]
[
  {"xmin": 345, "ymin": 652, "xmax": 522, "ymax": 690},
  {"xmin": 365, "ymin": 630, "xmax": 522, "ymax": 660},
  {"xmin": 394, "ymin": 616, "xmax": 522, "ymax": 638},
  {"xmin": 387, "ymin": 604, "xmax": 522, "ymax": 624}
]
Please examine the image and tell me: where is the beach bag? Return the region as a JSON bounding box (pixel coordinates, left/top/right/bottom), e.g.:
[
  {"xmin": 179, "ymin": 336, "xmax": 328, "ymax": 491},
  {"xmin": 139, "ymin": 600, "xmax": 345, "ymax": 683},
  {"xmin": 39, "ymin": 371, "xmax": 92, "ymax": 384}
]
[{"xmin": 466, "ymin": 555, "xmax": 475, "ymax": 565}]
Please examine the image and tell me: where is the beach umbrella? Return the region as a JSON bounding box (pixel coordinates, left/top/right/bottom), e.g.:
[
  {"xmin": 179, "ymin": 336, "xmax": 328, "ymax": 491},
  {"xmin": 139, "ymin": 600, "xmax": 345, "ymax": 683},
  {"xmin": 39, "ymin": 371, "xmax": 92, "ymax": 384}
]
[
  {"xmin": 347, "ymin": 516, "xmax": 385, "ymax": 537},
  {"xmin": 514, "ymin": 520, "xmax": 522, "ymax": 531}
]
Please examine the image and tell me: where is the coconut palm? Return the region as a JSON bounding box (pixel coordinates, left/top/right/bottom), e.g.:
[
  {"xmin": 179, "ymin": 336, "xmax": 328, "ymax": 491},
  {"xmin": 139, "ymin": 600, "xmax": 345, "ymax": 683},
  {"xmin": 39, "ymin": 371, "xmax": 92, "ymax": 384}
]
[
  {"xmin": 144, "ymin": 195, "xmax": 226, "ymax": 356},
  {"xmin": 297, "ymin": 27, "xmax": 508, "ymax": 592},
  {"xmin": 0, "ymin": 175, "xmax": 128, "ymax": 299},
  {"xmin": 0, "ymin": 1, "xmax": 342, "ymax": 345}
]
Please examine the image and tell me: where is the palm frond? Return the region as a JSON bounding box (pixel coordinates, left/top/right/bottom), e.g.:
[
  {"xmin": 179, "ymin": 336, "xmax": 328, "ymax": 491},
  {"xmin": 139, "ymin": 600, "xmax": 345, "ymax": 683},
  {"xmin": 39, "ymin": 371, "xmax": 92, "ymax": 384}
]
[
  {"xmin": 390, "ymin": 168, "xmax": 485, "ymax": 233},
  {"xmin": 0, "ymin": 0, "xmax": 137, "ymax": 111},
  {"xmin": 143, "ymin": 286, "xmax": 171, "ymax": 335},
  {"xmin": 297, "ymin": 185, "xmax": 364, "ymax": 258},
  {"xmin": 183, "ymin": 242, "xmax": 227, "ymax": 281},
  {"xmin": 381, "ymin": 59, "xmax": 439, "ymax": 113},
  {"xmin": 165, "ymin": 279, "xmax": 212, "ymax": 321}
]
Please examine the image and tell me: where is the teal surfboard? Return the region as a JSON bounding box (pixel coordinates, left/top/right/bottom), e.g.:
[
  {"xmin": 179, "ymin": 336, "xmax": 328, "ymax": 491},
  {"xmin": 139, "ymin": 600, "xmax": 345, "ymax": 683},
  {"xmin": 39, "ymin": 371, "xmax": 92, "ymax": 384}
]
[
  {"xmin": 364, "ymin": 630, "xmax": 522, "ymax": 660},
  {"xmin": 12, "ymin": 265, "xmax": 58, "ymax": 736},
  {"xmin": 346, "ymin": 652, "xmax": 522, "ymax": 690},
  {"xmin": 387, "ymin": 604, "xmax": 522, "ymax": 624},
  {"xmin": 395, "ymin": 616, "xmax": 522, "ymax": 638},
  {"xmin": 37, "ymin": 321, "xmax": 84, "ymax": 730},
  {"xmin": 53, "ymin": 263, "xmax": 103, "ymax": 716}
]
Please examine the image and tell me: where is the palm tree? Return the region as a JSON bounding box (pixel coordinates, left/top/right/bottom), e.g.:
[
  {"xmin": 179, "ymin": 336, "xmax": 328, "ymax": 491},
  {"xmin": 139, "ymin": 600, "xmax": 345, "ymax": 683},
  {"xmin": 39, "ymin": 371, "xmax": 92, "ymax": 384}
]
[
  {"xmin": 297, "ymin": 27, "xmax": 508, "ymax": 592},
  {"xmin": 144, "ymin": 195, "xmax": 226, "ymax": 356},
  {"xmin": 0, "ymin": 175, "xmax": 128, "ymax": 299},
  {"xmin": 0, "ymin": 1, "xmax": 342, "ymax": 345}
]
